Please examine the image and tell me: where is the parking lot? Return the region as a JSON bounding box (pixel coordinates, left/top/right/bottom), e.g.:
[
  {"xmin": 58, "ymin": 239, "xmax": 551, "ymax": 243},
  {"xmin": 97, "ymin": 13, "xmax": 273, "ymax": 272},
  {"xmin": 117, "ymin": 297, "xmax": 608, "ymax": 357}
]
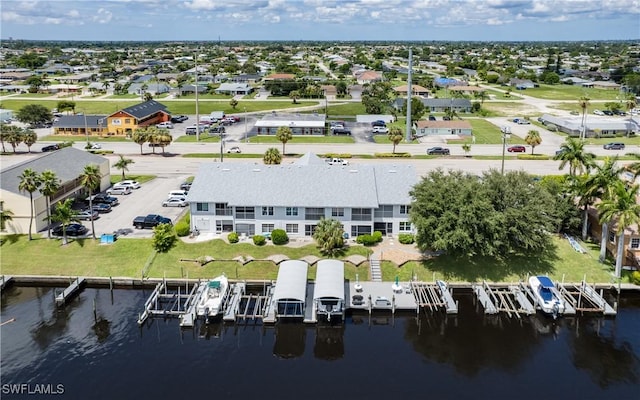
[{"xmin": 68, "ymin": 174, "xmax": 191, "ymax": 239}]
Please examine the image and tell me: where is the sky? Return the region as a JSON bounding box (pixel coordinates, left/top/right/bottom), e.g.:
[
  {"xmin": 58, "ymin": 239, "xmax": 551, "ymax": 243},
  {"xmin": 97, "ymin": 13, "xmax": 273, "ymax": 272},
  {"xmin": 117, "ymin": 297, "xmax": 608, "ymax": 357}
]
[{"xmin": 1, "ymin": 0, "xmax": 639, "ymax": 42}]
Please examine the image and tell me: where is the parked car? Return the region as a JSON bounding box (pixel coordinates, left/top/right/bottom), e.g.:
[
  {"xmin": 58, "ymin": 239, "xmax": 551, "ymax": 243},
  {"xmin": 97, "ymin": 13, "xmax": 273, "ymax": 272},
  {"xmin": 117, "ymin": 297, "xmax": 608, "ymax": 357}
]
[
  {"xmin": 428, "ymin": 115, "xmax": 436, "ymax": 121},
  {"xmin": 133, "ymin": 214, "xmax": 172, "ymax": 229},
  {"xmin": 87, "ymin": 143, "xmax": 101, "ymax": 150},
  {"xmin": 42, "ymin": 144, "xmax": 59, "ymax": 152},
  {"xmin": 170, "ymin": 115, "xmax": 188, "ymax": 123},
  {"xmin": 507, "ymin": 145, "xmax": 526, "ymax": 153},
  {"xmin": 513, "ymin": 118, "xmax": 530, "ymax": 124},
  {"xmin": 371, "ymin": 120, "xmax": 386, "ymax": 127},
  {"xmin": 329, "ymin": 124, "xmax": 345, "ymax": 130},
  {"xmin": 168, "ymin": 190, "xmax": 188, "ymax": 198},
  {"xmin": 88, "ymin": 194, "xmax": 119, "ymax": 206},
  {"xmin": 593, "ymin": 110, "xmax": 605, "ymax": 116},
  {"xmin": 106, "ymin": 186, "xmax": 132, "ymax": 196},
  {"xmin": 209, "ymin": 125, "xmax": 226, "ymax": 134},
  {"xmin": 180, "ymin": 181, "xmax": 192, "ymax": 191},
  {"xmin": 91, "ymin": 203, "xmax": 112, "ymax": 213},
  {"xmin": 227, "ymin": 146, "xmax": 241, "ymax": 154},
  {"xmin": 372, "ymin": 126, "xmax": 389, "ymax": 134},
  {"xmin": 327, "ymin": 157, "xmax": 349, "ymax": 166},
  {"xmin": 602, "ymin": 110, "xmax": 614, "ymax": 116},
  {"xmin": 114, "ymin": 180, "xmax": 140, "ymax": 189},
  {"xmin": 76, "ymin": 209, "xmax": 99, "ymax": 221},
  {"xmin": 52, "ymin": 223, "xmax": 88, "ymax": 237},
  {"xmin": 442, "ymin": 116, "xmax": 451, "ymax": 121},
  {"xmin": 569, "ymin": 110, "xmax": 579, "ymax": 115},
  {"xmin": 332, "ymin": 128, "xmax": 351, "ymax": 135},
  {"xmin": 156, "ymin": 122, "xmax": 174, "ymax": 129},
  {"xmin": 427, "ymin": 147, "xmax": 450, "ymax": 155},
  {"xmin": 162, "ymin": 198, "xmax": 187, "ymax": 207},
  {"xmin": 603, "ymin": 142, "xmax": 625, "ymax": 150}
]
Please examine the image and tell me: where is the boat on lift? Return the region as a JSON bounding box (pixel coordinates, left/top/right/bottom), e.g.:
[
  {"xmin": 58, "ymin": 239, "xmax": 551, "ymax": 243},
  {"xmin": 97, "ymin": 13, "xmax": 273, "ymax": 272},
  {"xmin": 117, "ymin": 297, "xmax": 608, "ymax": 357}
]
[
  {"xmin": 196, "ymin": 275, "xmax": 229, "ymax": 322},
  {"xmin": 528, "ymin": 276, "xmax": 565, "ymax": 319}
]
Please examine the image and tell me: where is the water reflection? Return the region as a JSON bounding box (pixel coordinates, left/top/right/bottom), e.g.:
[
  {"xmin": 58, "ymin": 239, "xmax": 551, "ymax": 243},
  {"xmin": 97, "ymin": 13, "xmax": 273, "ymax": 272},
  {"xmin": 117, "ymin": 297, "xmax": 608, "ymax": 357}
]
[
  {"xmin": 314, "ymin": 325, "xmax": 344, "ymax": 360},
  {"xmin": 273, "ymin": 322, "xmax": 306, "ymax": 359}
]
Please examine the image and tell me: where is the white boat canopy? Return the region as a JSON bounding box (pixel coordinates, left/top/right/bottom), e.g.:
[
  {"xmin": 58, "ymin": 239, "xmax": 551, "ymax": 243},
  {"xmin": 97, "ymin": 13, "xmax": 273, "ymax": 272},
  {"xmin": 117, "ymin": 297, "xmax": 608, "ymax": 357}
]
[
  {"xmin": 314, "ymin": 260, "xmax": 345, "ymax": 301},
  {"xmin": 273, "ymin": 260, "xmax": 308, "ymax": 318}
]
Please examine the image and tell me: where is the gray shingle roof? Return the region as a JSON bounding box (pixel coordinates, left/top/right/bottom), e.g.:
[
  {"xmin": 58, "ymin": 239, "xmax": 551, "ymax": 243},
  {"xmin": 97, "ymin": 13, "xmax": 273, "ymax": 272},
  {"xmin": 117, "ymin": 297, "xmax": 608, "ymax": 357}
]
[
  {"xmin": 119, "ymin": 100, "xmax": 168, "ymax": 119},
  {"xmin": 187, "ymin": 159, "xmax": 417, "ymax": 208},
  {"xmin": 53, "ymin": 115, "xmax": 107, "ymax": 128},
  {"xmin": 1, "ymin": 147, "xmax": 107, "ymax": 196}
]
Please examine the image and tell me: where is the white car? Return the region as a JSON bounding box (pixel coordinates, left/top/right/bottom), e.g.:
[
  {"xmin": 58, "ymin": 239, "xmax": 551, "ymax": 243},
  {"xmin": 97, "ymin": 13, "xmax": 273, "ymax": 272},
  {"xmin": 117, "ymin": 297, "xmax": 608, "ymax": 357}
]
[
  {"xmin": 106, "ymin": 186, "xmax": 132, "ymax": 195},
  {"xmin": 114, "ymin": 180, "xmax": 141, "ymax": 189},
  {"xmin": 327, "ymin": 158, "xmax": 349, "ymax": 166},
  {"xmin": 372, "ymin": 126, "xmax": 389, "ymax": 134},
  {"xmin": 163, "ymin": 198, "xmax": 187, "ymax": 207},
  {"xmin": 88, "ymin": 143, "xmax": 101, "ymax": 149},
  {"xmin": 227, "ymin": 146, "xmax": 241, "ymax": 154},
  {"xmin": 156, "ymin": 122, "xmax": 174, "ymax": 129},
  {"xmin": 593, "ymin": 110, "xmax": 605, "ymax": 116}
]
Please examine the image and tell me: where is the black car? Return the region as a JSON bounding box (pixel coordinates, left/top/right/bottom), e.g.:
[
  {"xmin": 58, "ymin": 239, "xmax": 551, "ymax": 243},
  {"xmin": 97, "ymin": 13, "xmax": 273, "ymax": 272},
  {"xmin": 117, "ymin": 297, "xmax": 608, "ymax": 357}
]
[
  {"xmin": 52, "ymin": 223, "xmax": 88, "ymax": 237},
  {"xmin": 428, "ymin": 115, "xmax": 436, "ymax": 121},
  {"xmin": 170, "ymin": 115, "xmax": 188, "ymax": 123},
  {"xmin": 602, "ymin": 110, "xmax": 614, "ymax": 116},
  {"xmin": 371, "ymin": 120, "xmax": 386, "ymax": 127},
  {"xmin": 42, "ymin": 144, "xmax": 60, "ymax": 152},
  {"xmin": 89, "ymin": 194, "xmax": 119, "ymax": 206},
  {"xmin": 332, "ymin": 128, "xmax": 351, "ymax": 135},
  {"xmin": 427, "ymin": 147, "xmax": 450, "ymax": 155},
  {"xmin": 180, "ymin": 181, "xmax": 192, "ymax": 191},
  {"xmin": 209, "ymin": 125, "xmax": 226, "ymax": 133}
]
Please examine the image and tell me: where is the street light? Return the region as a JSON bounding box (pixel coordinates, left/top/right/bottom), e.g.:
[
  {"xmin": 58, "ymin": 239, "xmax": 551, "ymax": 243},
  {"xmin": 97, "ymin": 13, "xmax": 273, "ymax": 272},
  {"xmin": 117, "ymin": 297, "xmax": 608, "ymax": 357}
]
[{"xmin": 500, "ymin": 127, "xmax": 511, "ymax": 175}]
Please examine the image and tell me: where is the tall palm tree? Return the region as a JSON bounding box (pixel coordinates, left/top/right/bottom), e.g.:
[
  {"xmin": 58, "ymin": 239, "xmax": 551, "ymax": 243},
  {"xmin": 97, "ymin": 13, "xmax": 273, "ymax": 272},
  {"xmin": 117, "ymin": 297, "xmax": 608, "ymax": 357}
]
[
  {"xmin": 51, "ymin": 198, "xmax": 78, "ymax": 246},
  {"xmin": 114, "ymin": 155, "xmax": 134, "ymax": 181},
  {"xmin": 554, "ymin": 137, "xmax": 595, "ymax": 176},
  {"xmin": 387, "ymin": 126, "xmax": 403, "ymax": 153},
  {"xmin": 18, "ymin": 168, "xmax": 42, "ymax": 240},
  {"xmin": 624, "ymin": 153, "xmax": 640, "ymax": 179},
  {"xmin": 578, "ymin": 95, "xmax": 590, "ymax": 140},
  {"xmin": 597, "ymin": 182, "xmax": 640, "ymax": 278},
  {"xmin": 263, "ymin": 147, "xmax": 282, "ymax": 165},
  {"xmin": 525, "ymin": 130, "xmax": 542, "ymax": 155},
  {"xmin": 275, "ymin": 126, "xmax": 292, "ymax": 155},
  {"xmin": 39, "ymin": 170, "xmax": 61, "ymax": 239},
  {"xmin": 132, "ymin": 129, "xmax": 149, "ymax": 155},
  {"xmin": 22, "ymin": 129, "xmax": 37, "ymax": 153},
  {"xmin": 79, "ymin": 164, "xmax": 102, "ymax": 240}
]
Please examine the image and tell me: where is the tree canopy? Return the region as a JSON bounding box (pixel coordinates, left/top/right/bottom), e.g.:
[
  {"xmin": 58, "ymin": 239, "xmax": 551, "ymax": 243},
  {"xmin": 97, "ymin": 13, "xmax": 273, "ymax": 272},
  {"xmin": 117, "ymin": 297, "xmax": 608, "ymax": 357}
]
[
  {"xmin": 16, "ymin": 104, "xmax": 52, "ymax": 126},
  {"xmin": 410, "ymin": 169, "xmax": 560, "ymax": 258}
]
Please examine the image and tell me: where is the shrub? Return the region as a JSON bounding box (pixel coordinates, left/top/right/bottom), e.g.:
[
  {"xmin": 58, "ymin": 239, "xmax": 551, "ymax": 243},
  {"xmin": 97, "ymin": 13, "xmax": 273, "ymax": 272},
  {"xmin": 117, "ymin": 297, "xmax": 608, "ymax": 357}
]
[
  {"xmin": 228, "ymin": 232, "xmax": 239, "ymax": 244},
  {"xmin": 517, "ymin": 154, "xmax": 550, "ymax": 160},
  {"xmin": 631, "ymin": 271, "xmax": 640, "ymax": 285},
  {"xmin": 374, "ymin": 152, "xmax": 411, "ymax": 158},
  {"xmin": 253, "ymin": 235, "xmax": 266, "ymax": 246},
  {"xmin": 356, "ymin": 234, "xmax": 378, "ymax": 246},
  {"xmin": 175, "ymin": 221, "xmax": 190, "ymax": 237},
  {"xmin": 372, "ymin": 231, "xmax": 383, "ymax": 243},
  {"xmin": 152, "ymin": 223, "xmax": 177, "ymax": 253},
  {"xmin": 271, "ymin": 229, "xmax": 288, "ymax": 245},
  {"xmin": 398, "ymin": 233, "xmax": 415, "ymax": 244}
]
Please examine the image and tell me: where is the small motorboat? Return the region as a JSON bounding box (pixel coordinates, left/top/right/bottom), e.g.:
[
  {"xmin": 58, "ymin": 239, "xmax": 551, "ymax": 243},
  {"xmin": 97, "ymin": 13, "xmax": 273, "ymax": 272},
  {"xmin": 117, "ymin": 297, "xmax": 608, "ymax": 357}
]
[
  {"xmin": 196, "ymin": 275, "xmax": 229, "ymax": 322},
  {"xmin": 529, "ymin": 276, "xmax": 565, "ymax": 318}
]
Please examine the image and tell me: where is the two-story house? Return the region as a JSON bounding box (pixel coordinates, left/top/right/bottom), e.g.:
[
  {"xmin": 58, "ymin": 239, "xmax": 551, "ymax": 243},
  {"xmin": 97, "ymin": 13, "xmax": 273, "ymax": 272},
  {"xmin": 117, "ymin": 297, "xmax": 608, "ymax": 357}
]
[{"xmin": 185, "ymin": 154, "xmax": 416, "ymax": 238}]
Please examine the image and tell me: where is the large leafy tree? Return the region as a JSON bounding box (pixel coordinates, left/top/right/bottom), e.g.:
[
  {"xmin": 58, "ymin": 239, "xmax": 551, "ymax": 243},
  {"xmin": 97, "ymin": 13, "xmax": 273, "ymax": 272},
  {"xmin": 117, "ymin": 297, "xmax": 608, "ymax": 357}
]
[
  {"xmin": 15, "ymin": 104, "xmax": 52, "ymax": 126},
  {"xmin": 57, "ymin": 100, "xmax": 76, "ymax": 115},
  {"xmin": 79, "ymin": 164, "xmax": 102, "ymax": 240},
  {"xmin": 263, "ymin": 147, "xmax": 282, "ymax": 165},
  {"xmin": 114, "ymin": 155, "xmax": 134, "ymax": 180},
  {"xmin": 39, "ymin": 170, "xmax": 61, "ymax": 240},
  {"xmin": 25, "ymin": 75, "xmax": 45, "ymax": 93},
  {"xmin": 275, "ymin": 126, "xmax": 292, "ymax": 155},
  {"xmin": 387, "ymin": 127, "xmax": 404, "ymax": 153},
  {"xmin": 361, "ymin": 81, "xmax": 394, "ymax": 114},
  {"xmin": 401, "ymin": 97, "xmax": 426, "ymax": 124},
  {"xmin": 152, "ymin": 223, "xmax": 177, "ymax": 253},
  {"xmin": 51, "ymin": 198, "xmax": 78, "ymax": 246},
  {"xmin": 525, "ymin": 130, "xmax": 541, "ymax": 154},
  {"xmin": 597, "ymin": 182, "xmax": 640, "ymax": 278},
  {"xmin": 313, "ymin": 218, "xmax": 345, "ymax": 255},
  {"xmin": 410, "ymin": 169, "xmax": 559, "ymax": 258},
  {"xmin": 18, "ymin": 168, "xmax": 42, "ymax": 240},
  {"xmin": 554, "ymin": 138, "xmax": 595, "ymax": 176}
]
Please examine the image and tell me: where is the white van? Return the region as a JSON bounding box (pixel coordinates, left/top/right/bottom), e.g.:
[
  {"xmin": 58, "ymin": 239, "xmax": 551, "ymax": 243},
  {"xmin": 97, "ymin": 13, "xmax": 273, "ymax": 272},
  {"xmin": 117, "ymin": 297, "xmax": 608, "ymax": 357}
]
[{"xmin": 168, "ymin": 190, "xmax": 188, "ymax": 198}]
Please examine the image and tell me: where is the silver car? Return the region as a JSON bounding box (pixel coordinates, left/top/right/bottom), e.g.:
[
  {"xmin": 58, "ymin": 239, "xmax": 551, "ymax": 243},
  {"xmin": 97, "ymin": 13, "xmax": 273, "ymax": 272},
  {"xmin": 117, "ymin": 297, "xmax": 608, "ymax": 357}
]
[
  {"xmin": 76, "ymin": 209, "xmax": 99, "ymax": 221},
  {"xmin": 162, "ymin": 197, "xmax": 187, "ymax": 207}
]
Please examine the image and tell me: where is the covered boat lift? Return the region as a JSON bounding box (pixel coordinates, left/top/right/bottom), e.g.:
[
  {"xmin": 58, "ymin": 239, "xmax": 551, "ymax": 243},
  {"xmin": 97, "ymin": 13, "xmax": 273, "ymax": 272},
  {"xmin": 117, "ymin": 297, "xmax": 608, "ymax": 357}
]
[
  {"xmin": 273, "ymin": 260, "xmax": 309, "ymax": 320},
  {"xmin": 314, "ymin": 260, "xmax": 346, "ymax": 322}
]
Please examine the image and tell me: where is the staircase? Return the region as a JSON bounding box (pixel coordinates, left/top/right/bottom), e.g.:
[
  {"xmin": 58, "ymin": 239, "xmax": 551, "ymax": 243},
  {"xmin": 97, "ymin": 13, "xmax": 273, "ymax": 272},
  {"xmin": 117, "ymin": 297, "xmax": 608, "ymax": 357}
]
[{"xmin": 369, "ymin": 255, "xmax": 382, "ymax": 282}]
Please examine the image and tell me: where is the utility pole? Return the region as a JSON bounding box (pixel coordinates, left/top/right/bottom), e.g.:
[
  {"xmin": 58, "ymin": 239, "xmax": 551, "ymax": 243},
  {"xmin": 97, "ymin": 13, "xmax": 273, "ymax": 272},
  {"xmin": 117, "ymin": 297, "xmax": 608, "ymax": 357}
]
[
  {"xmin": 83, "ymin": 112, "xmax": 89, "ymax": 145},
  {"xmin": 405, "ymin": 48, "xmax": 412, "ymax": 143},
  {"xmin": 194, "ymin": 52, "xmax": 200, "ymax": 142}
]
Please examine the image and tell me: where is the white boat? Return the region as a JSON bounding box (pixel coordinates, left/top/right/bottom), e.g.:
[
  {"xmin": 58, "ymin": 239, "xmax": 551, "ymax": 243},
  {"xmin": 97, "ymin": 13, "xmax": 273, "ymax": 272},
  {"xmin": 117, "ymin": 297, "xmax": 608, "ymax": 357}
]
[
  {"xmin": 196, "ymin": 275, "xmax": 229, "ymax": 322},
  {"xmin": 529, "ymin": 276, "xmax": 565, "ymax": 318}
]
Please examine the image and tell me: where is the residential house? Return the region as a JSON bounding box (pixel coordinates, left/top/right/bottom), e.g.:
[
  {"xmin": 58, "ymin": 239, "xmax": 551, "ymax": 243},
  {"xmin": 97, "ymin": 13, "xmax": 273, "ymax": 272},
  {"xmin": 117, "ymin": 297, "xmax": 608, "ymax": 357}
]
[
  {"xmin": 508, "ymin": 78, "xmax": 536, "ymax": 89},
  {"xmin": 433, "ymin": 77, "xmax": 466, "ymax": 88},
  {"xmin": 355, "ymin": 70, "xmax": 382, "ymax": 85},
  {"xmin": 264, "ymin": 73, "xmax": 296, "ymax": 81},
  {"xmin": 56, "ymin": 73, "xmax": 93, "ymax": 84},
  {"xmin": 254, "ymin": 112, "xmax": 326, "ymax": 136},
  {"xmin": 586, "ymin": 81, "xmax": 621, "ymax": 90},
  {"xmin": 179, "ymin": 84, "xmax": 208, "ymax": 96},
  {"xmin": 539, "ymin": 114, "xmax": 637, "ymax": 137},
  {"xmin": 105, "ymin": 100, "xmax": 171, "ymax": 136},
  {"xmin": 393, "ymin": 85, "xmax": 429, "ymax": 97},
  {"xmin": 587, "ymin": 208, "xmax": 640, "ymax": 270},
  {"xmin": 0, "ymin": 147, "xmax": 110, "ymax": 235},
  {"xmin": 127, "ymin": 82, "xmax": 170, "ymax": 96},
  {"xmin": 232, "ymin": 74, "xmax": 261, "ymax": 84},
  {"xmin": 415, "ymin": 120, "xmax": 473, "ymax": 136},
  {"xmin": 53, "ymin": 115, "xmax": 109, "ymax": 137},
  {"xmin": 215, "ymin": 82, "xmax": 253, "ymax": 96},
  {"xmin": 185, "ymin": 153, "xmax": 416, "ymax": 237},
  {"xmin": 415, "ymin": 98, "xmax": 473, "ymax": 113}
]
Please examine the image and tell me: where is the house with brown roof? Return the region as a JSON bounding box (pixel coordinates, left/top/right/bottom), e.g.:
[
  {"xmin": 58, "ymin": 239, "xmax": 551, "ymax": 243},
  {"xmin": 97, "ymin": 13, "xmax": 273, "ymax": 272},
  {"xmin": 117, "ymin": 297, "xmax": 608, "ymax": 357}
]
[
  {"xmin": 264, "ymin": 73, "xmax": 296, "ymax": 81},
  {"xmin": 105, "ymin": 100, "xmax": 170, "ymax": 136},
  {"xmin": 587, "ymin": 208, "xmax": 640, "ymax": 270},
  {"xmin": 355, "ymin": 70, "xmax": 382, "ymax": 85},
  {"xmin": 415, "ymin": 120, "xmax": 473, "ymax": 136},
  {"xmin": 393, "ymin": 85, "xmax": 429, "ymax": 97}
]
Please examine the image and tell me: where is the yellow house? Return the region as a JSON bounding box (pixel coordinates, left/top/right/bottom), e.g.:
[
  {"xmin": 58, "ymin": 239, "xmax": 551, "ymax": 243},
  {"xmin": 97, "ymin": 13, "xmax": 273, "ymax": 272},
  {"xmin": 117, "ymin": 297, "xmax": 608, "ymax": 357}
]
[{"xmin": 106, "ymin": 100, "xmax": 170, "ymax": 136}]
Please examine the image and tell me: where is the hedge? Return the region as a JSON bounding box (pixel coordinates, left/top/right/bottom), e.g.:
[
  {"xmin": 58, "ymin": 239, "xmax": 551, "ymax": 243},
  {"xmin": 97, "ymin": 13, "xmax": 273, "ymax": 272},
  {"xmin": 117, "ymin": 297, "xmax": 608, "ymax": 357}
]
[
  {"xmin": 228, "ymin": 232, "xmax": 239, "ymax": 243},
  {"xmin": 253, "ymin": 235, "xmax": 266, "ymax": 246}
]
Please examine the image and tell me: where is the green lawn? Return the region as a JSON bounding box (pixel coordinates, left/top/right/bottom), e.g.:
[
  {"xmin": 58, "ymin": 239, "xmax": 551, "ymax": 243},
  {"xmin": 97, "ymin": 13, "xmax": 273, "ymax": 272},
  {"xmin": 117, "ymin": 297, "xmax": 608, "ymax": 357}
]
[
  {"xmin": 444, "ymin": 119, "xmax": 526, "ymax": 145},
  {"xmin": 514, "ymin": 84, "xmax": 622, "ymax": 101},
  {"xmin": 249, "ymin": 135, "xmax": 355, "ymax": 144},
  {"xmin": 175, "ymin": 134, "xmax": 221, "ymax": 143},
  {"xmin": 326, "ymin": 102, "xmax": 367, "ymax": 117},
  {"xmin": 547, "ymin": 102, "xmax": 630, "ymax": 114},
  {"xmin": 109, "ymin": 175, "xmax": 156, "ymax": 185}
]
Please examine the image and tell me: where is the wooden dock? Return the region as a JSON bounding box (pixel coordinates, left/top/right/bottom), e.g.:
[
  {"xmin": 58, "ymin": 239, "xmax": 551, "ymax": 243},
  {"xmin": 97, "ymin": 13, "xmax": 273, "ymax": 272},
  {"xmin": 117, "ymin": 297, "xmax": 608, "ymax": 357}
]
[
  {"xmin": 472, "ymin": 282, "xmax": 498, "ymax": 314},
  {"xmin": 472, "ymin": 281, "xmax": 535, "ymax": 317},
  {"xmin": 55, "ymin": 277, "xmax": 86, "ymax": 307},
  {"xmin": 348, "ymin": 281, "xmax": 417, "ymax": 313},
  {"xmin": 0, "ymin": 275, "xmax": 13, "ymax": 292},
  {"xmin": 409, "ymin": 281, "xmax": 458, "ymax": 314},
  {"xmin": 557, "ymin": 281, "xmax": 617, "ymax": 316}
]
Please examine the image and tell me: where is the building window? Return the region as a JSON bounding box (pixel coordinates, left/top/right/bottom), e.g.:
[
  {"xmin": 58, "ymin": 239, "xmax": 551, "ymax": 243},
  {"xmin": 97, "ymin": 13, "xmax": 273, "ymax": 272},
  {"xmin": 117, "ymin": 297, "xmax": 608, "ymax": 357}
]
[
  {"xmin": 374, "ymin": 205, "xmax": 393, "ymax": 218},
  {"xmin": 399, "ymin": 222, "xmax": 411, "ymax": 231},
  {"xmin": 196, "ymin": 203, "xmax": 209, "ymax": 212},
  {"xmin": 331, "ymin": 208, "xmax": 344, "ymax": 217},
  {"xmin": 125, "ymin": 118, "xmax": 131, "ymax": 124},
  {"xmin": 262, "ymin": 206, "xmax": 274, "ymax": 216},
  {"xmin": 631, "ymin": 238, "xmax": 640, "ymax": 249},
  {"xmin": 400, "ymin": 205, "xmax": 411, "ymax": 215},
  {"xmin": 215, "ymin": 203, "xmax": 232, "ymax": 216},
  {"xmin": 609, "ymin": 231, "xmax": 616, "ymax": 243},
  {"xmin": 236, "ymin": 206, "xmax": 255, "ymax": 219},
  {"xmin": 262, "ymin": 224, "xmax": 274, "ymax": 233},
  {"xmin": 286, "ymin": 207, "xmax": 298, "ymax": 216},
  {"xmin": 351, "ymin": 225, "xmax": 372, "ymax": 237},
  {"xmin": 286, "ymin": 224, "xmax": 299, "ymax": 234},
  {"xmin": 352, "ymin": 208, "xmax": 372, "ymax": 221},
  {"xmin": 305, "ymin": 207, "xmax": 325, "ymax": 220},
  {"xmin": 305, "ymin": 225, "xmax": 317, "ymax": 236}
]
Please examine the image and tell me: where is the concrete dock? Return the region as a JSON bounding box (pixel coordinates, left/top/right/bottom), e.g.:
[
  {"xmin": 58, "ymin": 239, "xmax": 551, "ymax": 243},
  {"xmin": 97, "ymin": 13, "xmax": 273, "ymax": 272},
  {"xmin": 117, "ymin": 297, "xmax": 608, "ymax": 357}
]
[{"xmin": 55, "ymin": 277, "xmax": 86, "ymax": 307}]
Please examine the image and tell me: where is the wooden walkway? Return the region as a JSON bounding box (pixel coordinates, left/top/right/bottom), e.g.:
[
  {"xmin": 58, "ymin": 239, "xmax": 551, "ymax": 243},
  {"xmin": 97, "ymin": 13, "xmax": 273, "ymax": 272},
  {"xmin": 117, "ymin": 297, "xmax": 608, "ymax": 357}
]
[
  {"xmin": 55, "ymin": 277, "xmax": 86, "ymax": 307},
  {"xmin": 411, "ymin": 281, "xmax": 458, "ymax": 314}
]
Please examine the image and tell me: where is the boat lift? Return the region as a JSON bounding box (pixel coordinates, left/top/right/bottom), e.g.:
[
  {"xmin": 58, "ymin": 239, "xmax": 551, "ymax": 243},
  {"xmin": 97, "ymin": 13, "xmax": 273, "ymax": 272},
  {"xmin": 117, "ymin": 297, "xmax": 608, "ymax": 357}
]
[{"xmin": 137, "ymin": 279, "xmax": 202, "ymax": 326}]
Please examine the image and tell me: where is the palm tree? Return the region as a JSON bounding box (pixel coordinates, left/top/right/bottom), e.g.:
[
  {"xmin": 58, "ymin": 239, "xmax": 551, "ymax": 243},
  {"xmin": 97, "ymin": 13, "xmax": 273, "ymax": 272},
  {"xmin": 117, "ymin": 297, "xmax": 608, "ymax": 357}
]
[
  {"xmin": 387, "ymin": 126, "xmax": 403, "ymax": 153},
  {"xmin": 289, "ymin": 90, "xmax": 300, "ymax": 104},
  {"xmin": 51, "ymin": 198, "xmax": 78, "ymax": 246},
  {"xmin": 624, "ymin": 153, "xmax": 640, "ymax": 178},
  {"xmin": 0, "ymin": 207, "xmax": 14, "ymax": 232},
  {"xmin": 79, "ymin": 164, "xmax": 102, "ymax": 240},
  {"xmin": 597, "ymin": 181, "xmax": 640, "ymax": 278},
  {"xmin": 132, "ymin": 129, "xmax": 149, "ymax": 155},
  {"xmin": 313, "ymin": 218, "xmax": 345, "ymax": 255},
  {"xmin": 6, "ymin": 126, "xmax": 23, "ymax": 153},
  {"xmin": 263, "ymin": 147, "xmax": 282, "ymax": 165},
  {"xmin": 18, "ymin": 168, "xmax": 42, "ymax": 240},
  {"xmin": 114, "ymin": 155, "xmax": 134, "ymax": 180},
  {"xmin": 39, "ymin": 170, "xmax": 61, "ymax": 239},
  {"xmin": 578, "ymin": 95, "xmax": 590, "ymax": 140},
  {"xmin": 554, "ymin": 137, "xmax": 595, "ymax": 176},
  {"xmin": 275, "ymin": 126, "xmax": 292, "ymax": 155},
  {"xmin": 22, "ymin": 129, "xmax": 37, "ymax": 153},
  {"xmin": 525, "ymin": 130, "xmax": 542, "ymax": 155},
  {"xmin": 157, "ymin": 133, "xmax": 172, "ymax": 154}
]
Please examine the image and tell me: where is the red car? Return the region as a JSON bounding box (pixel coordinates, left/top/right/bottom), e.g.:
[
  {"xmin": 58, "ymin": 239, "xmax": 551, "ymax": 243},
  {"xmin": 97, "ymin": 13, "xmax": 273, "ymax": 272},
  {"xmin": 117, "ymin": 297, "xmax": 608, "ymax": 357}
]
[{"xmin": 507, "ymin": 145, "xmax": 526, "ymax": 153}]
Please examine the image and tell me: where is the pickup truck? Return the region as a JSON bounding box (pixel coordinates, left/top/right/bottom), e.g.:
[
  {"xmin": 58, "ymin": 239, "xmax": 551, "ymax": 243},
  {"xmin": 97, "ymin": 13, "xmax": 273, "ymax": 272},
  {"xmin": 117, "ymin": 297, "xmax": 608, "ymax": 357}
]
[
  {"xmin": 133, "ymin": 214, "xmax": 172, "ymax": 229},
  {"xmin": 327, "ymin": 157, "xmax": 349, "ymax": 166}
]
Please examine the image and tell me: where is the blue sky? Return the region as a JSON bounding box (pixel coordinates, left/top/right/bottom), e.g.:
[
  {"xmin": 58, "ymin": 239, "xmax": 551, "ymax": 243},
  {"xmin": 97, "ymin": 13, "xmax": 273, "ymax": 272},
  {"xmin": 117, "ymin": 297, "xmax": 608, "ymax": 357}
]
[{"xmin": 1, "ymin": 0, "xmax": 638, "ymax": 42}]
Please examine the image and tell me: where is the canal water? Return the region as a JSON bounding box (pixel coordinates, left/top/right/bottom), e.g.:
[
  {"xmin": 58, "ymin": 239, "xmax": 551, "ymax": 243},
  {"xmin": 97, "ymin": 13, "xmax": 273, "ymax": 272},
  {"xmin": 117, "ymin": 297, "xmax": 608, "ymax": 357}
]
[{"xmin": 1, "ymin": 286, "xmax": 639, "ymax": 399}]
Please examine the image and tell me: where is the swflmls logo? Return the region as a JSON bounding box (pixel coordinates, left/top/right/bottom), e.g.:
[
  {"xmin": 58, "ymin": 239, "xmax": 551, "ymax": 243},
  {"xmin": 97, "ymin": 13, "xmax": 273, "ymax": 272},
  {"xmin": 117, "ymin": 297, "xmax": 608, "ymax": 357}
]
[{"xmin": 1, "ymin": 383, "xmax": 65, "ymax": 395}]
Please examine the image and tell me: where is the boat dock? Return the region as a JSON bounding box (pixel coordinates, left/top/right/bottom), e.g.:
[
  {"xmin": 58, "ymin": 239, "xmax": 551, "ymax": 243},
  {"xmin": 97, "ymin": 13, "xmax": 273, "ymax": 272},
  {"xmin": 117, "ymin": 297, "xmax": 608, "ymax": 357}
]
[
  {"xmin": 137, "ymin": 280, "xmax": 201, "ymax": 326},
  {"xmin": 223, "ymin": 282, "xmax": 246, "ymax": 322},
  {"xmin": 411, "ymin": 281, "xmax": 458, "ymax": 314},
  {"xmin": 557, "ymin": 281, "xmax": 617, "ymax": 316},
  {"xmin": 0, "ymin": 275, "xmax": 13, "ymax": 292},
  {"xmin": 55, "ymin": 277, "xmax": 86, "ymax": 307}
]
